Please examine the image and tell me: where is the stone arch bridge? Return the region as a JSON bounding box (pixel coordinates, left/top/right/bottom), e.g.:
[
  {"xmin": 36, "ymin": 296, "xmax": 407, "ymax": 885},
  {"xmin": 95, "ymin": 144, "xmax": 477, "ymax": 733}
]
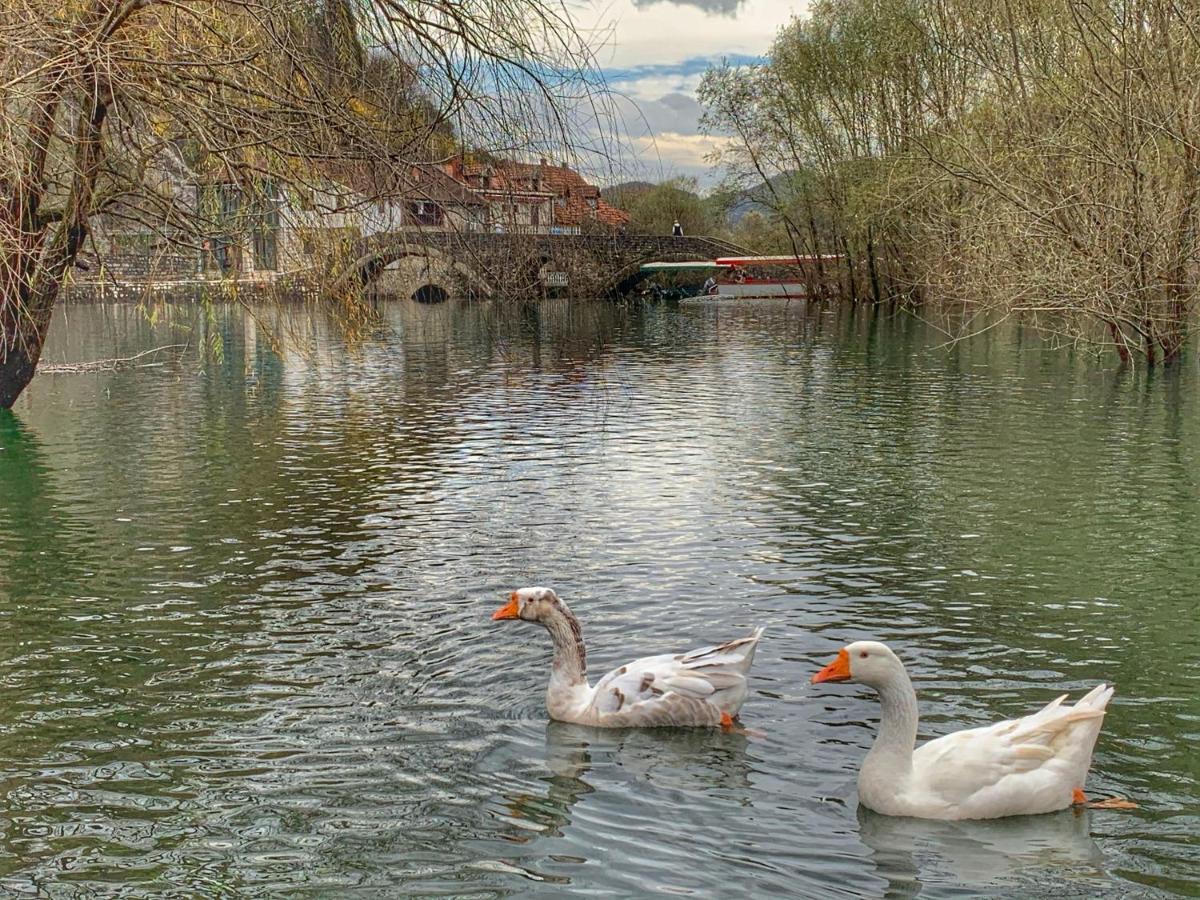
[{"xmin": 335, "ymin": 232, "xmax": 748, "ymax": 300}]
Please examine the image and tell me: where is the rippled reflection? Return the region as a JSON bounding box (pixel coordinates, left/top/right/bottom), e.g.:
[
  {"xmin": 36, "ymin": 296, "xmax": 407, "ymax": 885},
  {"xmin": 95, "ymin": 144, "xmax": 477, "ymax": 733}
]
[
  {"xmin": 858, "ymin": 805, "xmax": 1106, "ymax": 897},
  {"xmin": 0, "ymin": 299, "xmax": 1197, "ymax": 896}
]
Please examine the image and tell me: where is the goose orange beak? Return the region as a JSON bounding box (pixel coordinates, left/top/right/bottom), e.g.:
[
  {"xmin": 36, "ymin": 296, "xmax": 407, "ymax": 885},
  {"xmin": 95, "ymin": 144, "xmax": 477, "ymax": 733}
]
[
  {"xmin": 491, "ymin": 592, "xmax": 520, "ymax": 621},
  {"xmin": 812, "ymin": 648, "xmax": 851, "ymax": 683}
]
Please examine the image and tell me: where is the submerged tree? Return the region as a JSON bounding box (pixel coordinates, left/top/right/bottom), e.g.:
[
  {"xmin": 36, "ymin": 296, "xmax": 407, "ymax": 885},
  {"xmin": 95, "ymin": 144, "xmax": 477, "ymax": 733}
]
[
  {"xmin": 701, "ymin": 0, "xmax": 1200, "ymax": 362},
  {"xmin": 0, "ymin": 0, "xmax": 602, "ymax": 407}
]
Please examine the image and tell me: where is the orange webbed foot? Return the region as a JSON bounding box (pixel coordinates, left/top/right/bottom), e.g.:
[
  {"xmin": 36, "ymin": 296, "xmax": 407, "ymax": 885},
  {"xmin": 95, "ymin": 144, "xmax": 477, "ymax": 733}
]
[
  {"xmin": 1073, "ymin": 789, "xmax": 1138, "ymax": 810},
  {"xmin": 718, "ymin": 712, "xmax": 766, "ymax": 738},
  {"xmin": 1086, "ymin": 797, "xmax": 1139, "ymax": 810}
]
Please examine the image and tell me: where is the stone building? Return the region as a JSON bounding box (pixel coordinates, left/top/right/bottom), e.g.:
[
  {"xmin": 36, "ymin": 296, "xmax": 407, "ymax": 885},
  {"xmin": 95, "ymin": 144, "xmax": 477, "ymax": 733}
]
[
  {"xmin": 71, "ymin": 155, "xmax": 630, "ymax": 297},
  {"xmin": 450, "ymin": 158, "xmax": 629, "ymax": 235}
]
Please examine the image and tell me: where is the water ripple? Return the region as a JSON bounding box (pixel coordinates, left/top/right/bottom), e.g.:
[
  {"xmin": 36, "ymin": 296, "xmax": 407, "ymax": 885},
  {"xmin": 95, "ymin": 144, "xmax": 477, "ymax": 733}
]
[{"xmin": 0, "ymin": 300, "xmax": 1195, "ymax": 896}]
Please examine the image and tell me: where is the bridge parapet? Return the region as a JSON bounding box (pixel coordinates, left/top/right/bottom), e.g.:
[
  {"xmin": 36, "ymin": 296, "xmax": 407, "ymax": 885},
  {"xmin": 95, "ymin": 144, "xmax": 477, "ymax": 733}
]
[{"xmin": 336, "ymin": 231, "xmax": 748, "ymax": 299}]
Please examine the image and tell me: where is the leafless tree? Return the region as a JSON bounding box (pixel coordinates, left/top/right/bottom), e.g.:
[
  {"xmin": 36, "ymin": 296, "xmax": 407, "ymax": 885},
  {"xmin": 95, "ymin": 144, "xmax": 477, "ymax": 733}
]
[
  {"xmin": 0, "ymin": 0, "xmax": 608, "ymax": 406},
  {"xmin": 702, "ymin": 0, "xmax": 1200, "ymax": 363}
]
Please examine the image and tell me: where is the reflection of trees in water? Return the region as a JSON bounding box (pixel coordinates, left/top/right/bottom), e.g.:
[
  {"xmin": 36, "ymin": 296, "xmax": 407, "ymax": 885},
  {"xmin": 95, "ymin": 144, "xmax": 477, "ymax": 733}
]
[
  {"xmin": 1, "ymin": 303, "xmax": 440, "ymax": 775},
  {"xmin": 857, "ymin": 805, "xmax": 1104, "ymax": 898},
  {"xmin": 740, "ymin": 302, "xmax": 1196, "ymax": 728},
  {"xmin": 0, "ymin": 316, "xmax": 305, "ymax": 752},
  {"xmin": 0, "ymin": 410, "xmax": 81, "ymax": 599}
]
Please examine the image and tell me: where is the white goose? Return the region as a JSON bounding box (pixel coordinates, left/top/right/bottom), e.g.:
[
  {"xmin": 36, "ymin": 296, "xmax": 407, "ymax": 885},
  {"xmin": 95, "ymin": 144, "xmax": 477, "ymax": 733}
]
[
  {"xmin": 492, "ymin": 587, "xmax": 763, "ymax": 728},
  {"xmin": 812, "ymin": 640, "xmax": 1125, "ymax": 819}
]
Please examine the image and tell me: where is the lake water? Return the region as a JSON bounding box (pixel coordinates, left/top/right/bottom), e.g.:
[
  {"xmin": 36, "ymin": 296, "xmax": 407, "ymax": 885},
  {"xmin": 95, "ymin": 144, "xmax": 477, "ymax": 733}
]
[{"xmin": 1, "ymin": 299, "xmax": 1198, "ymax": 897}]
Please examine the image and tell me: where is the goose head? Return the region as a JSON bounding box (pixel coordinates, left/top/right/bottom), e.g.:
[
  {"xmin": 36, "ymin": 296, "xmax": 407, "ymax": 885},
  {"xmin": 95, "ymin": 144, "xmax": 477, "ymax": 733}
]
[
  {"xmin": 491, "ymin": 586, "xmax": 568, "ymax": 623},
  {"xmin": 812, "ymin": 640, "xmax": 906, "ymax": 688}
]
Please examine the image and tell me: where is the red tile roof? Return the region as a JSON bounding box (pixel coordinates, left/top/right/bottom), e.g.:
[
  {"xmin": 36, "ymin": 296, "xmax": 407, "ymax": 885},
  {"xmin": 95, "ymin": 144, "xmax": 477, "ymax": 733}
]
[{"xmin": 449, "ymin": 158, "xmax": 630, "ymax": 230}]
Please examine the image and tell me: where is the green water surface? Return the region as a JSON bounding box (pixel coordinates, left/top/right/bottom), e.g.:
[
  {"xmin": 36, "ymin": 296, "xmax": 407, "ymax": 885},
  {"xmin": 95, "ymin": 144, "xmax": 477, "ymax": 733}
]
[{"xmin": 0, "ymin": 299, "xmax": 1197, "ymax": 897}]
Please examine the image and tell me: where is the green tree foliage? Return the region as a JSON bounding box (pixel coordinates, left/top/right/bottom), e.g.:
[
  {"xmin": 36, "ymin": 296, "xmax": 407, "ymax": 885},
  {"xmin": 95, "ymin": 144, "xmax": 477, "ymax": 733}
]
[
  {"xmin": 607, "ymin": 177, "xmax": 724, "ymax": 236},
  {"xmin": 701, "ymin": 0, "xmax": 1200, "ymax": 362},
  {"xmin": 729, "ymin": 211, "xmax": 791, "ymax": 255}
]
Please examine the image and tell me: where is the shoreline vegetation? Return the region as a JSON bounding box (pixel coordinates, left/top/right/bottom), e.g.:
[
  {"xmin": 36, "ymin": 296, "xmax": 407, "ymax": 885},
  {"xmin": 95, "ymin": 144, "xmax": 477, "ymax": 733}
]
[
  {"xmin": 699, "ymin": 0, "xmax": 1200, "ymax": 365},
  {"xmin": 6, "ymin": 0, "xmax": 1199, "ymax": 411}
]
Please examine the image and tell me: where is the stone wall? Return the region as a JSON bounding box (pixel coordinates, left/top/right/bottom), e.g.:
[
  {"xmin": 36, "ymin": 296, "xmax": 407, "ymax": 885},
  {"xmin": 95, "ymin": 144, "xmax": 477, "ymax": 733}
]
[
  {"xmin": 62, "ymin": 273, "xmax": 319, "ymax": 304},
  {"xmin": 63, "ymin": 233, "xmax": 753, "ymax": 303},
  {"xmin": 347, "ymin": 232, "xmax": 749, "ymax": 300},
  {"xmin": 83, "ymin": 253, "xmax": 199, "ymax": 279}
]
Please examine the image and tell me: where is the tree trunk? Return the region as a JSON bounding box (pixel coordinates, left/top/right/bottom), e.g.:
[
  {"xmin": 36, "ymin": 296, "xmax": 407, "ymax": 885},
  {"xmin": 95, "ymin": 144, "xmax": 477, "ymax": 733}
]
[
  {"xmin": 0, "ymin": 291, "xmax": 56, "ymax": 409},
  {"xmin": 1160, "ymin": 286, "xmax": 1188, "ymax": 363},
  {"xmin": 1107, "ymin": 319, "xmax": 1131, "ymax": 365},
  {"xmin": 839, "ymin": 235, "xmax": 858, "ymax": 301},
  {"xmin": 0, "ymin": 70, "xmax": 108, "ymax": 409},
  {"xmin": 0, "ymin": 342, "xmax": 43, "ymax": 410},
  {"xmin": 866, "ymin": 225, "xmax": 882, "ymax": 303}
]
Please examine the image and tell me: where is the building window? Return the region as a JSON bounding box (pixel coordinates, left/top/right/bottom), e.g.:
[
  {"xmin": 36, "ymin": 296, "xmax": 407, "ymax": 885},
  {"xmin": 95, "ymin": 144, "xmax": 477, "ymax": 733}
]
[
  {"xmin": 202, "ymin": 236, "xmax": 240, "ymax": 273},
  {"xmin": 198, "ymin": 180, "xmax": 281, "ymax": 273},
  {"xmin": 253, "ymin": 230, "xmax": 278, "ymax": 270},
  {"xmin": 531, "ymin": 204, "xmax": 540, "ymax": 227},
  {"xmin": 197, "ymin": 182, "xmax": 243, "ymax": 273},
  {"xmin": 253, "ymin": 182, "xmax": 281, "ymax": 270},
  {"xmin": 407, "ymin": 200, "xmax": 444, "ymax": 226}
]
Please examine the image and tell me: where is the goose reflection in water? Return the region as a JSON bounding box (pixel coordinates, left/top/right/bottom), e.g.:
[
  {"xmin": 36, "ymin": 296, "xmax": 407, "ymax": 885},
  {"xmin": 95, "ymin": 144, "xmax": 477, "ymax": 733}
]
[
  {"xmin": 498, "ymin": 721, "xmax": 755, "ymax": 840},
  {"xmin": 857, "ymin": 804, "xmax": 1106, "ymax": 898}
]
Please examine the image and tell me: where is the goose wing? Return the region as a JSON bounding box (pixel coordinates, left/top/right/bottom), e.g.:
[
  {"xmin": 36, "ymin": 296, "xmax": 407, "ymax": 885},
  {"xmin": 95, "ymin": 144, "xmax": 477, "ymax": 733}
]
[
  {"xmin": 911, "ymin": 684, "xmax": 1113, "ymax": 818},
  {"xmin": 589, "ymin": 628, "xmax": 764, "ymax": 725}
]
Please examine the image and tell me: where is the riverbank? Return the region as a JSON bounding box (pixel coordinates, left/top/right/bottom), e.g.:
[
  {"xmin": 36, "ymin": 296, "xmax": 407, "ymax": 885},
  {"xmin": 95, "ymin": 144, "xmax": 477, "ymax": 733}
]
[{"xmin": 61, "ymin": 272, "xmax": 321, "ymax": 305}]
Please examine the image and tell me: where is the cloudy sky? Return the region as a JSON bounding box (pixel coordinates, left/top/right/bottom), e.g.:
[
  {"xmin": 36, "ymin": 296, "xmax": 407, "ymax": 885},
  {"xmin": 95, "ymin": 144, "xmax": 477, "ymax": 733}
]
[{"xmin": 576, "ymin": 0, "xmax": 804, "ymax": 186}]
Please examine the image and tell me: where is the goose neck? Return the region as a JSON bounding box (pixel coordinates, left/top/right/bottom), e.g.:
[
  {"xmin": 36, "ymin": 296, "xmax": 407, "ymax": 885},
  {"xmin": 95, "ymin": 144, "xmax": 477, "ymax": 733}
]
[
  {"xmin": 544, "ymin": 606, "xmax": 588, "ymax": 688},
  {"xmin": 865, "ymin": 669, "xmax": 919, "ymax": 775}
]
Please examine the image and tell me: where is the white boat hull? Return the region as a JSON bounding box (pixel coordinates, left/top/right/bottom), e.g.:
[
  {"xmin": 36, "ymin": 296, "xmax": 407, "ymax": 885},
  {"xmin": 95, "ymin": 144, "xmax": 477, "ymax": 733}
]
[
  {"xmin": 682, "ymin": 282, "xmax": 808, "ymax": 301},
  {"xmin": 718, "ymin": 282, "xmax": 806, "ymax": 297}
]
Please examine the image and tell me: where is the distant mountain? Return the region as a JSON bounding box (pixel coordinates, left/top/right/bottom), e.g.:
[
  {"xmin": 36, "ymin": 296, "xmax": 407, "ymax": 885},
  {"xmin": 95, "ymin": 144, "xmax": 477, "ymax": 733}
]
[
  {"xmin": 719, "ymin": 171, "xmax": 816, "ymax": 224},
  {"xmin": 721, "ymin": 175, "xmax": 787, "ymax": 224}
]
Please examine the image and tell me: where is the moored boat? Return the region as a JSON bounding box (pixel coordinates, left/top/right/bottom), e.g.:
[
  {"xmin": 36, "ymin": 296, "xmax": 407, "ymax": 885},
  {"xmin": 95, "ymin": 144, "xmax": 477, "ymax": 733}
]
[
  {"xmin": 636, "ymin": 260, "xmax": 730, "ymax": 301},
  {"xmin": 698, "ymin": 254, "xmax": 843, "ymax": 300},
  {"xmin": 638, "ymin": 254, "xmax": 843, "ymax": 302}
]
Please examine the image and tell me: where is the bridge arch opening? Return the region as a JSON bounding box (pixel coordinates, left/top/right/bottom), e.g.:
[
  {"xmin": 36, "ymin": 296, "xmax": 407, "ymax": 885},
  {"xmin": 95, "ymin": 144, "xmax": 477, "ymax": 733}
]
[
  {"xmin": 349, "ymin": 244, "xmax": 489, "ymax": 300},
  {"xmin": 609, "ymin": 251, "xmax": 727, "ymax": 297},
  {"xmin": 536, "ymin": 256, "xmax": 570, "ymax": 298},
  {"xmin": 412, "ymin": 283, "xmax": 449, "ymax": 304}
]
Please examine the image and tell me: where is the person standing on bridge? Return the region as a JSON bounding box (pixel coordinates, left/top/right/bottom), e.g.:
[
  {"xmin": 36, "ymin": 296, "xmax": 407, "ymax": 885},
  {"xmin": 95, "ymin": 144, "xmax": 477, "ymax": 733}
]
[{"xmin": 672, "ymin": 220, "xmax": 683, "ymax": 237}]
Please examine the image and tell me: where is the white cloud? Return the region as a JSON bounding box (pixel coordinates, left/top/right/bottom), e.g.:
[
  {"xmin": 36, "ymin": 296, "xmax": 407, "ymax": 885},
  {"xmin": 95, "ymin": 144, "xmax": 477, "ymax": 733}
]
[
  {"xmin": 582, "ymin": 0, "xmax": 803, "ymax": 70},
  {"xmin": 630, "ymin": 131, "xmax": 733, "ymax": 173},
  {"xmin": 632, "ymin": 0, "xmax": 746, "ymax": 14},
  {"xmin": 613, "ymin": 91, "xmax": 704, "ymax": 138},
  {"xmin": 570, "ymin": 0, "xmax": 803, "ymax": 184},
  {"xmin": 611, "ymin": 72, "xmax": 707, "ymax": 103}
]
